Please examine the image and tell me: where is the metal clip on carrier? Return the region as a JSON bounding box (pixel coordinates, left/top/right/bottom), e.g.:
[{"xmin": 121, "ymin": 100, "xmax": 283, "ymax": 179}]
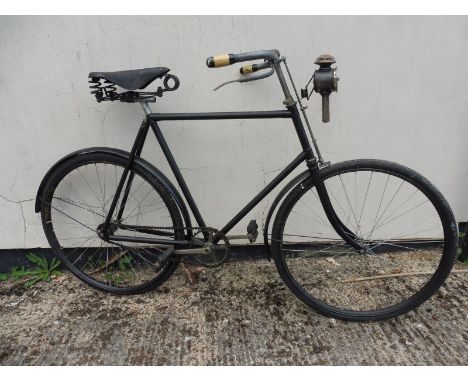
[{"xmin": 88, "ymin": 74, "xmax": 180, "ymax": 103}]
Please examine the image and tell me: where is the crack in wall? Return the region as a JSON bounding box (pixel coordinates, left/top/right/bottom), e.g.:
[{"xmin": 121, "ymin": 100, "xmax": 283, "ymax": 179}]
[
  {"xmin": 8, "ymin": 172, "xmax": 18, "ymax": 191},
  {"xmin": 0, "ymin": 194, "xmax": 35, "ymax": 247}
]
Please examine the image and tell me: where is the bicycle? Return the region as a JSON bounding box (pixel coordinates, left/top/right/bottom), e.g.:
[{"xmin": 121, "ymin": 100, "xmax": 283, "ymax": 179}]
[{"xmin": 35, "ymin": 49, "xmax": 458, "ymax": 321}]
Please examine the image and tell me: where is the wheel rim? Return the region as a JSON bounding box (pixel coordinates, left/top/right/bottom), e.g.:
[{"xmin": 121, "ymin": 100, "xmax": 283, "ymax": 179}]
[
  {"xmin": 43, "ymin": 158, "xmax": 181, "ymax": 291},
  {"xmin": 276, "ymin": 163, "xmax": 455, "ymax": 315}
]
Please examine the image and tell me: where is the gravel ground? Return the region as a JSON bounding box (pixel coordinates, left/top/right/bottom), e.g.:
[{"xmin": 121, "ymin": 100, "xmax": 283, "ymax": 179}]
[{"xmin": 0, "ymin": 258, "xmax": 467, "ymax": 365}]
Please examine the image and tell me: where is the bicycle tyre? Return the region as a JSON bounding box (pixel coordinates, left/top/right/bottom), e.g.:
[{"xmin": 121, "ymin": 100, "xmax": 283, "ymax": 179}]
[
  {"xmin": 39, "ymin": 152, "xmax": 184, "ymax": 294},
  {"xmin": 271, "ymin": 159, "xmax": 458, "ymax": 321}
]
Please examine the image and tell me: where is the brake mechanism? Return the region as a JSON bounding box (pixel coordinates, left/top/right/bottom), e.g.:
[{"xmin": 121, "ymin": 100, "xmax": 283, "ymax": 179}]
[{"xmin": 213, "ymin": 67, "xmax": 275, "ymax": 91}]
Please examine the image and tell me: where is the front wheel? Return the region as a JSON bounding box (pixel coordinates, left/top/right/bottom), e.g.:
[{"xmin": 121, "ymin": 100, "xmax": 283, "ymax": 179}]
[{"xmin": 271, "ymin": 159, "xmax": 458, "ymax": 321}]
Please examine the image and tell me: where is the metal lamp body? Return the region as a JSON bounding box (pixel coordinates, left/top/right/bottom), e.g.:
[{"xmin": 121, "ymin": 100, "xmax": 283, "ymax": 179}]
[{"xmin": 313, "ymin": 67, "xmax": 338, "ymax": 122}]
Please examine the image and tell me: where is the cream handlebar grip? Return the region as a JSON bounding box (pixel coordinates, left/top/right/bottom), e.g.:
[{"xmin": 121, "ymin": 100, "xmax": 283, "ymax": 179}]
[
  {"xmin": 240, "ymin": 62, "xmax": 271, "ymax": 75},
  {"xmin": 206, "ymin": 54, "xmax": 236, "ymax": 68},
  {"xmin": 206, "ymin": 50, "xmax": 280, "ymax": 68}
]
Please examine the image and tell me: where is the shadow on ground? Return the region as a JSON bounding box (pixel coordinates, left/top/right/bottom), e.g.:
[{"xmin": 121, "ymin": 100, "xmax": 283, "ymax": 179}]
[{"xmin": 0, "ymin": 259, "xmax": 467, "ymax": 365}]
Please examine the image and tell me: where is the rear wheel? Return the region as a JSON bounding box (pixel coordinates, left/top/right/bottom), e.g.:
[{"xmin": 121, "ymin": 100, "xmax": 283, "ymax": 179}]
[
  {"xmin": 40, "ymin": 152, "xmax": 184, "ymax": 294},
  {"xmin": 271, "ymin": 159, "xmax": 458, "ymax": 321}
]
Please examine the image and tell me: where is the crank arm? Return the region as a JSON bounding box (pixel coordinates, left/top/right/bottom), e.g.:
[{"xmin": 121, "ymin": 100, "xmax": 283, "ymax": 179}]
[
  {"xmin": 175, "ymin": 247, "xmax": 211, "ymax": 256},
  {"xmin": 225, "ymin": 234, "xmax": 252, "ymax": 241},
  {"xmin": 157, "ymin": 245, "xmax": 212, "ymax": 262}
]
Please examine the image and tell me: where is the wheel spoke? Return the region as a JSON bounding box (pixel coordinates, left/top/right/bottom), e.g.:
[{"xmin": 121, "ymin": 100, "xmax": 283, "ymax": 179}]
[
  {"xmin": 42, "ymin": 157, "xmax": 181, "ymax": 291},
  {"xmin": 275, "ymin": 163, "xmax": 452, "ymax": 317}
]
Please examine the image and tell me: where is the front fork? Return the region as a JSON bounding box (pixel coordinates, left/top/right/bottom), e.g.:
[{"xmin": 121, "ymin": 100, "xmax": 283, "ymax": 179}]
[
  {"xmin": 307, "ymin": 163, "xmax": 362, "ymax": 250},
  {"xmin": 288, "ymin": 103, "xmax": 362, "ymax": 250}
]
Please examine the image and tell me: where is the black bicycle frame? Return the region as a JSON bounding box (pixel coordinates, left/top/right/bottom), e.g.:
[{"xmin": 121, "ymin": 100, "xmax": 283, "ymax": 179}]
[{"xmin": 103, "ymin": 61, "xmax": 354, "ymax": 248}]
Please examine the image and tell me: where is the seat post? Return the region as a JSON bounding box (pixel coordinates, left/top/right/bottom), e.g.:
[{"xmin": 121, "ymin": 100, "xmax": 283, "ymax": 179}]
[{"xmin": 140, "ymin": 101, "xmax": 153, "ymax": 115}]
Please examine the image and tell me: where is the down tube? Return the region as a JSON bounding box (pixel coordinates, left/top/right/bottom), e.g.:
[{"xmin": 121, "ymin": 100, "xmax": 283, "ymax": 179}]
[{"xmin": 214, "ymin": 152, "xmax": 307, "ymax": 242}]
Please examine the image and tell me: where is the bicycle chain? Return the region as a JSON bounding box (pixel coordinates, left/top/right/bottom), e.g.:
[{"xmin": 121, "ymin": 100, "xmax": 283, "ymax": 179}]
[
  {"xmin": 118, "ymin": 223, "xmax": 222, "ymax": 238},
  {"xmin": 117, "ymin": 223, "xmax": 231, "ymax": 267}
]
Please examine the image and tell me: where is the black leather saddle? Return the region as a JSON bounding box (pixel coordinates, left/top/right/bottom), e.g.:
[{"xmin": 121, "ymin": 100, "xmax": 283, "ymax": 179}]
[{"xmin": 88, "ymin": 67, "xmax": 170, "ymax": 90}]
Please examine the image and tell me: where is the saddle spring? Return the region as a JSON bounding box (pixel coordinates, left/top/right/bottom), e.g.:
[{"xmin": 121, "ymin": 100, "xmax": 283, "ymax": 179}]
[
  {"xmin": 88, "ymin": 74, "xmax": 180, "ymax": 103},
  {"xmin": 88, "ymin": 78, "xmax": 120, "ymax": 102}
]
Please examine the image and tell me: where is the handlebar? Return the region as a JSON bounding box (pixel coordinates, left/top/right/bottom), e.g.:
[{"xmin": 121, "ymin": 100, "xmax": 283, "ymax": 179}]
[
  {"xmin": 206, "ymin": 49, "xmax": 280, "ymax": 68},
  {"xmin": 239, "ymin": 62, "xmax": 271, "ymax": 75}
]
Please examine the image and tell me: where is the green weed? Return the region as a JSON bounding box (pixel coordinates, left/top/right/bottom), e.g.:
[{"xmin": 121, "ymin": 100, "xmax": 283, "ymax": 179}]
[{"xmin": 0, "ymin": 253, "xmax": 62, "ymax": 287}]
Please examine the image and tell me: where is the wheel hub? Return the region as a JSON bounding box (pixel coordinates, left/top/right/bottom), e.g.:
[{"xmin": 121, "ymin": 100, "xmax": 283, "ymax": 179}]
[{"xmin": 97, "ymin": 221, "xmax": 119, "ymax": 240}]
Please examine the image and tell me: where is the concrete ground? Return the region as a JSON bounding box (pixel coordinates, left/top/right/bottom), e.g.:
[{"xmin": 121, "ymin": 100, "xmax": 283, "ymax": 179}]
[{"xmin": 0, "ymin": 258, "xmax": 467, "ymax": 365}]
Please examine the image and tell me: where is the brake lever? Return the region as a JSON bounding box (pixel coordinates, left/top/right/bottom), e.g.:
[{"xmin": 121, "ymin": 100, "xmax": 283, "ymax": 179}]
[{"xmin": 213, "ymin": 67, "xmax": 275, "ymax": 91}]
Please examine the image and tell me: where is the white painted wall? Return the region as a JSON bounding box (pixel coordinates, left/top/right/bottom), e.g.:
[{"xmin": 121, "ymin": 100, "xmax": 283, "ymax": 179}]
[{"xmin": 0, "ymin": 16, "xmax": 467, "ymax": 249}]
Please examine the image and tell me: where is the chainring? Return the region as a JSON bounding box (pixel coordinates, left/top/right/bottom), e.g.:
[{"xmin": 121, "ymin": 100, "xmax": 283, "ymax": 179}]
[{"xmin": 191, "ymin": 227, "xmax": 231, "ymax": 268}]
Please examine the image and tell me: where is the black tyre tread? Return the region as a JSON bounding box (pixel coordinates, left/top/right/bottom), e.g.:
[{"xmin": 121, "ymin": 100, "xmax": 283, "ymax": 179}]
[
  {"xmin": 271, "ymin": 159, "xmax": 458, "ymax": 321},
  {"xmin": 40, "ymin": 152, "xmax": 184, "ymax": 295}
]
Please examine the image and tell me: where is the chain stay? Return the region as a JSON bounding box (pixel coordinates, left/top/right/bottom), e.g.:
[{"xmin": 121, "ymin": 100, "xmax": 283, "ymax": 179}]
[
  {"xmin": 118, "ymin": 223, "xmax": 226, "ymax": 243},
  {"xmin": 114, "ymin": 224, "xmax": 231, "ymax": 267}
]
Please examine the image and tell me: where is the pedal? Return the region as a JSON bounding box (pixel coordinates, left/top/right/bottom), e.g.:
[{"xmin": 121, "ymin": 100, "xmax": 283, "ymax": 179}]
[
  {"xmin": 247, "ymin": 220, "xmax": 258, "ymax": 243},
  {"xmin": 157, "ymin": 245, "xmax": 175, "ymax": 262}
]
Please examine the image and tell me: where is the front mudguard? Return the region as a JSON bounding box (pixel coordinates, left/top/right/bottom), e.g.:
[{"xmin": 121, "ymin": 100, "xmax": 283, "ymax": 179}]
[
  {"xmin": 35, "ymin": 147, "xmax": 193, "ymax": 237},
  {"xmin": 263, "ymin": 163, "xmax": 360, "ymax": 259},
  {"xmin": 263, "ymin": 170, "xmax": 310, "ymax": 260}
]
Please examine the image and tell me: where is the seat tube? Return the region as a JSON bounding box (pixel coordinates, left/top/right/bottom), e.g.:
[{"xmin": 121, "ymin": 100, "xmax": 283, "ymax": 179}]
[{"xmin": 114, "ymin": 102, "xmax": 154, "ymax": 220}]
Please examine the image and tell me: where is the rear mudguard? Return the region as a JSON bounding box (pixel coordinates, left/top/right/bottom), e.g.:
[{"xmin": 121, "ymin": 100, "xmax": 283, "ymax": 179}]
[{"xmin": 35, "ymin": 147, "xmax": 193, "ymax": 237}]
